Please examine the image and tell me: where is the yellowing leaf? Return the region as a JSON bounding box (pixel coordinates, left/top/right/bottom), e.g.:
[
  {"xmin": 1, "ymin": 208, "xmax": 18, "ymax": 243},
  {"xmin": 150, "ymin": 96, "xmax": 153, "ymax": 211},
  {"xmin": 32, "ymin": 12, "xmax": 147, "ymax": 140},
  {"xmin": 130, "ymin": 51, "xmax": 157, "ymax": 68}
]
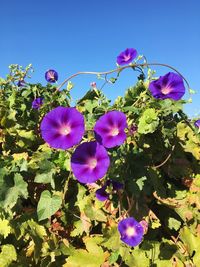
[
  {"xmin": 63, "ymin": 237, "xmax": 105, "ymax": 267},
  {"xmin": 0, "ymin": 244, "xmax": 17, "ymax": 267},
  {"xmin": 0, "ymin": 219, "xmax": 12, "ymax": 238}
]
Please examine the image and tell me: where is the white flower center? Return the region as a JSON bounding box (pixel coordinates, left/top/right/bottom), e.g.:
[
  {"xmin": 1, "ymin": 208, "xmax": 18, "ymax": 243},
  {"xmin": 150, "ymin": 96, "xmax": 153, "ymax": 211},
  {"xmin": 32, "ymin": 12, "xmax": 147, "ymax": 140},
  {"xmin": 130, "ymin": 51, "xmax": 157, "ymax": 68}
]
[
  {"xmin": 60, "ymin": 125, "xmax": 71, "ymax": 135},
  {"xmin": 110, "ymin": 128, "xmax": 119, "ymax": 136},
  {"xmin": 88, "ymin": 158, "xmax": 97, "ymax": 169},
  {"xmin": 124, "ymin": 54, "xmax": 131, "ymax": 61},
  {"xmin": 126, "ymin": 226, "xmax": 136, "ymax": 237},
  {"xmin": 161, "ymin": 86, "xmax": 172, "ymax": 95}
]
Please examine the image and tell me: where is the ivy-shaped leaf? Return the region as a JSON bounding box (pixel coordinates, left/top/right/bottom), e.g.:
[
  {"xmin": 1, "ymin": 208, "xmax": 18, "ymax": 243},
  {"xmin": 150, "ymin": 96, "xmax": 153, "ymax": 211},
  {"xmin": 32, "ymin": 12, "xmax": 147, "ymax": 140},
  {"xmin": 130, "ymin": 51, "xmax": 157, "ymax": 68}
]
[
  {"xmin": 4, "ymin": 173, "xmax": 28, "ymax": 208},
  {"xmin": 138, "ymin": 108, "xmax": 159, "ymax": 134},
  {"xmin": 37, "ymin": 190, "xmax": 62, "ymax": 221},
  {"xmin": 63, "ymin": 237, "xmax": 105, "ymax": 267}
]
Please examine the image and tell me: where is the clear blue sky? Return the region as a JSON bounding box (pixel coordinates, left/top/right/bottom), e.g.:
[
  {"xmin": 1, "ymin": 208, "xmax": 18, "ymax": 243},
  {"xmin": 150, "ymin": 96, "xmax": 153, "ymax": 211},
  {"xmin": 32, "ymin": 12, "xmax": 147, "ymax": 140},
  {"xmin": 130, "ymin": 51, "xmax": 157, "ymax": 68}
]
[{"xmin": 1, "ymin": 0, "xmax": 200, "ymax": 117}]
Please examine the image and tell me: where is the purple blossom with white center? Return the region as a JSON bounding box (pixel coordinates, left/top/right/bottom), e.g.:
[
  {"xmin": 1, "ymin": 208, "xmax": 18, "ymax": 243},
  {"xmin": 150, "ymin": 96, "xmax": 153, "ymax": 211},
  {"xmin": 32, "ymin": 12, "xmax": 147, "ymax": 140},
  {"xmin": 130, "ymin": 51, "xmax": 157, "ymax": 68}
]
[
  {"xmin": 117, "ymin": 48, "xmax": 137, "ymax": 66},
  {"xmin": 149, "ymin": 72, "xmax": 185, "ymax": 101},
  {"xmin": 45, "ymin": 69, "xmax": 58, "ymax": 83},
  {"xmin": 32, "ymin": 98, "xmax": 43, "ymax": 109},
  {"xmin": 71, "ymin": 141, "xmax": 110, "ymax": 184},
  {"xmin": 118, "ymin": 217, "xmax": 144, "ymax": 247},
  {"xmin": 194, "ymin": 120, "xmax": 200, "ymax": 128},
  {"xmin": 94, "ymin": 111, "xmax": 127, "ymax": 148},
  {"xmin": 40, "ymin": 107, "xmax": 85, "ymax": 150},
  {"xmin": 95, "ymin": 185, "xmax": 109, "ymax": 201}
]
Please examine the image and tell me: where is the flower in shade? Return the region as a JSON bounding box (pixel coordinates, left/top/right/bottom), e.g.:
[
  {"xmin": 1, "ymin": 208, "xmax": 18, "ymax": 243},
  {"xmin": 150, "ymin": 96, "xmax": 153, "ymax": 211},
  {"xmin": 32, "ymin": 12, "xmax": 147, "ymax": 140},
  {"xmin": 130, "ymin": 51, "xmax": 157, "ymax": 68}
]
[
  {"xmin": 106, "ymin": 179, "xmax": 123, "ymax": 190},
  {"xmin": 95, "ymin": 179, "xmax": 123, "ymax": 201},
  {"xmin": 95, "ymin": 185, "xmax": 109, "ymax": 201},
  {"xmin": 94, "ymin": 111, "xmax": 127, "ymax": 148},
  {"xmin": 194, "ymin": 120, "xmax": 200, "ymax": 128},
  {"xmin": 117, "ymin": 48, "xmax": 137, "ymax": 66},
  {"xmin": 149, "ymin": 72, "xmax": 185, "ymax": 101},
  {"xmin": 128, "ymin": 124, "xmax": 138, "ymax": 136},
  {"xmin": 32, "ymin": 97, "xmax": 43, "ymax": 109},
  {"xmin": 71, "ymin": 141, "xmax": 110, "ymax": 184},
  {"xmin": 45, "ymin": 69, "xmax": 58, "ymax": 83},
  {"xmin": 40, "ymin": 106, "xmax": 85, "ymax": 150},
  {"xmin": 118, "ymin": 217, "xmax": 144, "ymax": 247}
]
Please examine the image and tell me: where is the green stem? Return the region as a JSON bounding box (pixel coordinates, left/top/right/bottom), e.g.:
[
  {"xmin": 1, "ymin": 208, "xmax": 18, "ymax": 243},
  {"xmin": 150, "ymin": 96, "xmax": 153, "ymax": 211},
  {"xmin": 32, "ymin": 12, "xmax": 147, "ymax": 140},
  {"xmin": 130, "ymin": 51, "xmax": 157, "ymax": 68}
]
[
  {"xmin": 62, "ymin": 174, "xmax": 70, "ymax": 205},
  {"xmin": 55, "ymin": 62, "xmax": 190, "ymax": 93}
]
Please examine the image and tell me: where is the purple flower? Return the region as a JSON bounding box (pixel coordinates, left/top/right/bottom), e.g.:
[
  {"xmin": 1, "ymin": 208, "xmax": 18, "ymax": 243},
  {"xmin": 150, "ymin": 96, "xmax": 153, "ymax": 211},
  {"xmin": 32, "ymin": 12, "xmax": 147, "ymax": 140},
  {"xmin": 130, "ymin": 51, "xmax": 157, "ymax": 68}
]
[
  {"xmin": 106, "ymin": 179, "xmax": 123, "ymax": 190},
  {"xmin": 90, "ymin": 82, "xmax": 97, "ymax": 88},
  {"xmin": 40, "ymin": 107, "xmax": 85, "ymax": 150},
  {"xmin": 117, "ymin": 48, "xmax": 137, "ymax": 66},
  {"xmin": 96, "ymin": 179, "xmax": 123, "ymax": 201},
  {"xmin": 94, "ymin": 111, "xmax": 127, "ymax": 148},
  {"xmin": 45, "ymin": 69, "xmax": 58, "ymax": 83},
  {"xmin": 128, "ymin": 124, "xmax": 138, "ymax": 136},
  {"xmin": 118, "ymin": 217, "xmax": 144, "ymax": 247},
  {"xmin": 95, "ymin": 185, "xmax": 109, "ymax": 201},
  {"xmin": 149, "ymin": 72, "xmax": 185, "ymax": 101},
  {"xmin": 17, "ymin": 80, "xmax": 26, "ymax": 87},
  {"xmin": 32, "ymin": 98, "xmax": 43, "ymax": 109},
  {"xmin": 71, "ymin": 141, "xmax": 110, "ymax": 184},
  {"xmin": 194, "ymin": 120, "xmax": 200, "ymax": 128}
]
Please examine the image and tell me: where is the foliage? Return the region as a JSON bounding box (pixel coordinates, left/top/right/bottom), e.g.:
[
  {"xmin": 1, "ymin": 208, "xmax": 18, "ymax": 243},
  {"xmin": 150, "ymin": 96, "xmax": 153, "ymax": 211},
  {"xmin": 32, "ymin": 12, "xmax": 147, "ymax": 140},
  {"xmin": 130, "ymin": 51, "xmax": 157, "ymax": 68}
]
[{"xmin": 0, "ymin": 62, "xmax": 200, "ymax": 267}]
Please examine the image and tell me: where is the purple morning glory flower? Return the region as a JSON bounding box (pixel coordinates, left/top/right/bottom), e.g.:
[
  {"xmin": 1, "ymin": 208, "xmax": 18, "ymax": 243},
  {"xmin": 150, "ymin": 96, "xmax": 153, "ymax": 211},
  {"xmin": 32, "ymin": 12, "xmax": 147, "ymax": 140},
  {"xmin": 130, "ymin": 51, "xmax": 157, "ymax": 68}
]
[
  {"xmin": 110, "ymin": 180, "xmax": 123, "ymax": 190},
  {"xmin": 96, "ymin": 179, "xmax": 123, "ymax": 201},
  {"xmin": 117, "ymin": 48, "xmax": 137, "ymax": 66},
  {"xmin": 149, "ymin": 72, "xmax": 185, "ymax": 101},
  {"xmin": 71, "ymin": 141, "xmax": 110, "ymax": 184},
  {"xmin": 94, "ymin": 111, "xmax": 127, "ymax": 148},
  {"xmin": 17, "ymin": 80, "xmax": 26, "ymax": 87},
  {"xmin": 32, "ymin": 97, "xmax": 43, "ymax": 109},
  {"xmin": 118, "ymin": 217, "xmax": 144, "ymax": 247},
  {"xmin": 105, "ymin": 179, "xmax": 123, "ymax": 190},
  {"xmin": 128, "ymin": 124, "xmax": 138, "ymax": 136},
  {"xmin": 40, "ymin": 106, "xmax": 85, "ymax": 150},
  {"xmin": 45, "ymin": 69, "xmax": 58, "ymax": 83},
  {"xmin": 194, "ymin": 120, "xmax": 200, "ymax": 128},
  {"xmin": 95, "ymin": 185, "xmax": 109, "ymax": 201}
]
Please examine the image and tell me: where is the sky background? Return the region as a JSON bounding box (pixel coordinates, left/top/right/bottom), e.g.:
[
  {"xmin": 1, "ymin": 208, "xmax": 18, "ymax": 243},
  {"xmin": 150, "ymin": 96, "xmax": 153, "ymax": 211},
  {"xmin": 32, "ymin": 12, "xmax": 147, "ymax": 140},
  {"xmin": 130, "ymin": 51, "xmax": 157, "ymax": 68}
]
[{"xmin": 1, "ymin": 0, "xmax": 200, "ymax": 117}]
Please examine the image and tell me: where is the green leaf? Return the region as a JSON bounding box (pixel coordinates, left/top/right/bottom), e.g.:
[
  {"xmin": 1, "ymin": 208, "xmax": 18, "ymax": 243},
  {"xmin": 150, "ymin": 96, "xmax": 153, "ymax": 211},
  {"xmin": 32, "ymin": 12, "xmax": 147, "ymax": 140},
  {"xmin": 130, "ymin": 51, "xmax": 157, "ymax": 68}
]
[
  {"xmin": 168, "ymin": 217, "xmax": 181, "ymax": 231},
  {"xmin": 109, "ymin": 250, "xmax": 119, "ymax": 264},
  {"xmin": 0, "ymin": 244, "xmax": 17, "ymax": 267},
  {"xmin": 129, "ymin": 248, "xmax": 150, "ymax": 267},
  {"xmin": 138, "ymin": 108, "xmax": 159, "ymax": 134},
  {"xmin": 0, "ymin": 219, "xmax": 12, "ymax": 238},
  {"xmin": 179, "ymin": 227, "xmax": 200, "ymax": 255},
  {"xmin": 102, "ymin": 226, "xmax": 121, "ymax": 250},
  {"xmin": 67, "ymin": 81, "xmax": 74, "ymax": 91},
  {"xmin": 37, "ymin": 190, "xmax": 62, "ymax": 221},
  {"xmin": 20, "ymin": 219, "xmax": 47, "ymax": 239},
  {"xmin": 63, "ymin": 237, "xmax": 104, "ymax": 267},
  {"xmin": 4, "ymin": 173, "xmax": 28, "ymax": 208},
  {"xmin": 136, "ymin": 176, "xmax": 147, "ymax": 190},
  {"xmin": 34, "ymin": 170, "xmax": 56, "ymax": 189},
  {"xmin": 17, "ymin": 129, "xmax": 35, "ymax": 141}
]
